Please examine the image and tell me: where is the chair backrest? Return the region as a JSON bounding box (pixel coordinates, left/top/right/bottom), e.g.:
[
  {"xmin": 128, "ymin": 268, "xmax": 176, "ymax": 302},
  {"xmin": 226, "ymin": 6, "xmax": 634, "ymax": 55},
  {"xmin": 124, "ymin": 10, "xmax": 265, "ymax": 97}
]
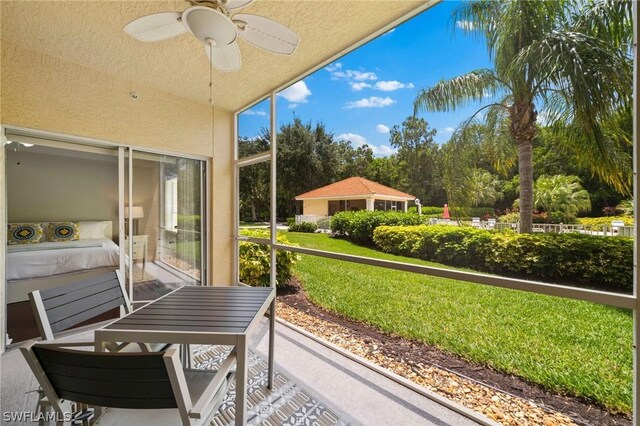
[
  {"xmin": 29, "ymin": 270, "xmax": 131, "ymax": 340},
  {"xmin": 22, "ymin": 343, "xmax": 178, "ymax": 410}
]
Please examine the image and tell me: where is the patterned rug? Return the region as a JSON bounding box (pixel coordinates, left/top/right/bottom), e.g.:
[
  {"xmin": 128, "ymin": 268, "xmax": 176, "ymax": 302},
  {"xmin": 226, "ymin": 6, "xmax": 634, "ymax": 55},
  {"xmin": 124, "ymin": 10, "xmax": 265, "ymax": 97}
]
[{"xmin": 192, "ymin": 345, "xmax": 354, "ymax": 426}]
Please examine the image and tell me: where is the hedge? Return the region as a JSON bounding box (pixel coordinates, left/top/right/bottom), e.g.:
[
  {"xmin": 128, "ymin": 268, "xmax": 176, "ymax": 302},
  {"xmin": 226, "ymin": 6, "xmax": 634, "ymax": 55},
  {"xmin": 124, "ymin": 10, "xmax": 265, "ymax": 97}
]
[
  {"xmin": 577, "ymin": 216, "xmax": 634, "ymax": 231},
  {"xmin": 373, "ymin": 225, "xmax": 632, "ymax": 292},
  {"xmin": 331, "ymin": 211, "xmax": 426, "ymax": 245},
  {"xmin": 238, "ymin": 229, "xmax": 299, "ymax": 287},
  {"xmin": 288, "ymin": 222, "xmax": 317, "ymax": 233}
]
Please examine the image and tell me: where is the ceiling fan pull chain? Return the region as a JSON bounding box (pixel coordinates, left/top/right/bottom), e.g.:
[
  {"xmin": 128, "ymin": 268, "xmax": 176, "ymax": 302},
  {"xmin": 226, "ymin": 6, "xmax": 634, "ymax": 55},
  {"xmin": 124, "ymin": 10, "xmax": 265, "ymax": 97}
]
[{"xmin": 209, "ymin": 42, "xmax": 214, "ymax": 105}]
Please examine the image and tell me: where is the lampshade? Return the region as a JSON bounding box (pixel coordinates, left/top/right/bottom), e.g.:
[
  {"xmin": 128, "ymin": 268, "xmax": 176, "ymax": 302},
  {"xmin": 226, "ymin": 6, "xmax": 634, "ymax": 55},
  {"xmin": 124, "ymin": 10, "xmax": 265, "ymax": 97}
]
[{"xmin": 125, "ymin": 206, "xmax": 144, "ymax": 219}]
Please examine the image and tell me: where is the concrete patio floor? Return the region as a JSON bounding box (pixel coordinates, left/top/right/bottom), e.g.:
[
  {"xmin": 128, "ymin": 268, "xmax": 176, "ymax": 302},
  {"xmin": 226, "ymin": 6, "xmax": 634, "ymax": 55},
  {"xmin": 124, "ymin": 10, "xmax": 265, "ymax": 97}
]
[{"xmin": 1, "ymin": 317, "xmax": 487, "ymax": 425}]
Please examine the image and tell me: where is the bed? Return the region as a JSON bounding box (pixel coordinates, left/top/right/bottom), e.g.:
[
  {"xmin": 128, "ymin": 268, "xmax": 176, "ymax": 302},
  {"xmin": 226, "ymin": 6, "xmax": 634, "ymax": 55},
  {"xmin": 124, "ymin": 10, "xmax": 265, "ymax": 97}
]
[{"xmin": 6, "ymin": 221, "xmax": 121, "ymax": 342}]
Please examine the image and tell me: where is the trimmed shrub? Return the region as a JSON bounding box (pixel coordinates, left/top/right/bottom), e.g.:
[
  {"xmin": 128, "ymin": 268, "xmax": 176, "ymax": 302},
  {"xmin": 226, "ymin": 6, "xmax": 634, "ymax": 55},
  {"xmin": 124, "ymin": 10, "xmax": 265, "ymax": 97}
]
[
  {"xmin": 286, "ymin": 217, "xmax": 296, "ymax": 227},
  {"xmin": 238, "ymin": 229, "xmax": 299, "ymax": 287},
  {"xmin": 498, "ymin": 212, "xmax": 520, "ymax": 223},
  {"xmin": 373, "ymin": 225, "xmax": 632, "ymax": 292},
  {"xmin": 289, "ymin": 222, "xmax": 317, "ymax": 233},
  {"xmin": 578, "ymin": 216, "xmax": 634, "ymax": 231},
  {"xmin": 331, "ymin": 211, "xmax": 426, "ymax": 245}
]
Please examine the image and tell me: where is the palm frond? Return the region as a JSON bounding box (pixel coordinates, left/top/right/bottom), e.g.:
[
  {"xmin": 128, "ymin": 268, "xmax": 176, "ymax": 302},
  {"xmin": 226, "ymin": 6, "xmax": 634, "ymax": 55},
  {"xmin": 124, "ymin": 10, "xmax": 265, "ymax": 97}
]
[
  {"xmin": 414, "ymin": 69, "xmax": 507, "ymax": 114},
  {"xmin": 573, "ymin": 0, "xmax": 632, "ymax": 49}
]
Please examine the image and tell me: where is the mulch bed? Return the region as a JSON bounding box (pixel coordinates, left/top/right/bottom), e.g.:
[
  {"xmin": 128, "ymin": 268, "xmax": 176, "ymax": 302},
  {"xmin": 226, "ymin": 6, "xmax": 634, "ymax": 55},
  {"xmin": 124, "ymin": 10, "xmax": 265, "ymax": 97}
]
[{"xmin": 277, "ymin": 280, "xmax": 631, "ymax": 426}]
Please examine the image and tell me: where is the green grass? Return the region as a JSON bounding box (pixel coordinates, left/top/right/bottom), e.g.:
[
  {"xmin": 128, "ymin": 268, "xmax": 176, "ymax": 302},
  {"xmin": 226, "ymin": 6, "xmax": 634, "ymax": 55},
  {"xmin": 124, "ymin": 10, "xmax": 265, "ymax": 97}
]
[{"xmin": 282, "ymin": 232, "xmax": 632, "ymax": 413}]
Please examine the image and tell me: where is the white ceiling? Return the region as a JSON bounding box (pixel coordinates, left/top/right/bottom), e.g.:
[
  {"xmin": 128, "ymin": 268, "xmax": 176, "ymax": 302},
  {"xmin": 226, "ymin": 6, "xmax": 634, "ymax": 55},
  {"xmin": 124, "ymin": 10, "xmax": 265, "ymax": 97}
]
[{"xmin": 1, "ymin": 1, "xmax": 432, "ymax": 111}]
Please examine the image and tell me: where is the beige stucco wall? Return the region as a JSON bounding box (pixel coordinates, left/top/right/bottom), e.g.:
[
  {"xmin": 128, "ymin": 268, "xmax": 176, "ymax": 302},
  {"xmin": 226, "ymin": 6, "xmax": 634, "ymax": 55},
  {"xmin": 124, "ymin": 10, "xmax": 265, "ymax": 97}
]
[
  {"xmin": 212, "ymin": 108, "xmax": 234, "ymax": 286},
  {"xmin": 302, "ymin": 199, "xmax": 328, "ymax": 216},
  {"xmin": 0, "ymin": 41, "xmax": 234, "ymax": 288}
]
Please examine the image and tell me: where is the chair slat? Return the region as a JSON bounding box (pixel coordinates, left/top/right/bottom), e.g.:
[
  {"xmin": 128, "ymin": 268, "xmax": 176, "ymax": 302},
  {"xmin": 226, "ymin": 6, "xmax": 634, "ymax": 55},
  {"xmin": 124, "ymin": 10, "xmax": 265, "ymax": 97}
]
[
  {"xmin": 33, "ymin": 345, "xmax": 165, "ymax": 369},
  {"xmin": 41, "ymin": 273, "xmax": 118, "ymax": 299},
  {"xmin": 46, "ymin": 286, "xmax": 124, "ymax": 324},
  {"xmin": 55, "ymin": 391, "xmax": 177, "ymax": 410},
  {"xmin": 41, "ymin": 277, "xmax": 121, "ymax": 309}
]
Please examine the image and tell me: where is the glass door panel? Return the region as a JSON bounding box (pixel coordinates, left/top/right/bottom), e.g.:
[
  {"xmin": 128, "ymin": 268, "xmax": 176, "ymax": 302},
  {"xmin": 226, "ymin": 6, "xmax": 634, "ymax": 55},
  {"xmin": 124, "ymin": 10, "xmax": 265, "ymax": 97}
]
[{"xmin": 126, "ymin": 150, "xmax": 205, "ymax": 302}]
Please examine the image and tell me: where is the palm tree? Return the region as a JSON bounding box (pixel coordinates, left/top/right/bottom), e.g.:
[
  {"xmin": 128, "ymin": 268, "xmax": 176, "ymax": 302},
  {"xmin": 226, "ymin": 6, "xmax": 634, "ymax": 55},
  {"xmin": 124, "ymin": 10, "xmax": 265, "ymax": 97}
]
[
  {"xmin": 414, "ymin": 0, "xmax": 632, "ymax": 232},
  {"xmin": 468, "ymin": 169, "xmax": 503, "ymax": 207},
  {"xmin": 533, "ymin": 175, "xmax": 591, "ymax": 216}
]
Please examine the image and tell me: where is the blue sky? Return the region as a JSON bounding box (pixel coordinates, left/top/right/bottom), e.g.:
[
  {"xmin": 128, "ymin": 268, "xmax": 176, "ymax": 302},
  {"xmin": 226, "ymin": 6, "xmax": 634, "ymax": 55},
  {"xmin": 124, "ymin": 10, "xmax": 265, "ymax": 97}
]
[{"xmin": 238, "ymin": 1, "xmax": 494, "ymax": 156}]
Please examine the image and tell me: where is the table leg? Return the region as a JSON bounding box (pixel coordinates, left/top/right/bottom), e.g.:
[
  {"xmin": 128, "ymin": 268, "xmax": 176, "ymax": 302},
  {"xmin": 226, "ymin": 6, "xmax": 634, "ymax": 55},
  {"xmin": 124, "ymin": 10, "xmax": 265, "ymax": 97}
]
[
  {"xmin": 235, "ymin": 336, "xmax": 247, "ymax": 426},
  {"xmin": 268, "ymin": 299, "xmax": 275, "ymax": 390},
  {"xmin": 94, "ymin": 331, "xmax": 105, "ymax": 353}
]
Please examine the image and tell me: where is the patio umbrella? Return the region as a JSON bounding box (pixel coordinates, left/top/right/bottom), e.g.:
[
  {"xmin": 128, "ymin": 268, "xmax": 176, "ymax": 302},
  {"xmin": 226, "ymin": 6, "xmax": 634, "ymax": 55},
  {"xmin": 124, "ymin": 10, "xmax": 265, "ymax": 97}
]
[{"xmin": 443, "ymin": 204, "xmax": 450, "ymax": 219}]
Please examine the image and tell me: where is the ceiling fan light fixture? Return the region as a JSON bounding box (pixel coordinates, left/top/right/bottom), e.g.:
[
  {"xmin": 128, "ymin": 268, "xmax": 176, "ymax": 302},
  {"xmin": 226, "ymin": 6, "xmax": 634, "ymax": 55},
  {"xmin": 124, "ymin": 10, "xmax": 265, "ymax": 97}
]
[{"xmin": 182, "ymin": 6, "xmax": 237, "ymax": 47}]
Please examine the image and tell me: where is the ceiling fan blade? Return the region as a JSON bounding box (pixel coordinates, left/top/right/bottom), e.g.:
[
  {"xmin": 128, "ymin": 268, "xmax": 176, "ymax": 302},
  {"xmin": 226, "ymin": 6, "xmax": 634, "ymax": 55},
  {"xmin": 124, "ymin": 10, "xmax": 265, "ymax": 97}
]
[
  {"xmin": 222, "ymin": 0, "xmax": 254, "ymax": 10},
  {"xmin": 124, "ymin": 12, "xmax": 186, "ymax": 42},
  {"xmin": 233, "ymin": 14, "xmax": 299, "ymax": 55},
  {"xmin": 205, "ymin": 42, "xmax": 241, "ymax": 72}
]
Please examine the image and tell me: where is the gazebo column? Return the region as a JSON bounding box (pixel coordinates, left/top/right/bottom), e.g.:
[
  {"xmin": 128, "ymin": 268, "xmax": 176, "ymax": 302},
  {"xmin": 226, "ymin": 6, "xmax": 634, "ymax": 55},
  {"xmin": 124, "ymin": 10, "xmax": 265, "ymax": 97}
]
[
  {"xmin": 366, "ymin": 198, "xmax": 375, "ymax": 211},
  {"xmin": 403, "ymin": 201, "xmax": 408, "ymax": 212}
]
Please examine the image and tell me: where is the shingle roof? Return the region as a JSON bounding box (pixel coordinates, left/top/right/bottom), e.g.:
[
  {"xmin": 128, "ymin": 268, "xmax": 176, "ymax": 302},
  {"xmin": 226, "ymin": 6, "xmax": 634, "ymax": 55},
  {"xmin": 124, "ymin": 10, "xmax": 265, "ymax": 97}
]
[{"xmin": 295, "ymin": 177, "xmax": 415, "ymax": 200}]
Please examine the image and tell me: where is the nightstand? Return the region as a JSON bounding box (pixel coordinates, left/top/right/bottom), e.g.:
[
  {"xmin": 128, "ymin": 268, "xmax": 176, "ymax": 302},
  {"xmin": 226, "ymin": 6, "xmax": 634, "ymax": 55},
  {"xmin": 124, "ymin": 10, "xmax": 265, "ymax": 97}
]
[{"xmin": 126, "ymin": 235, "xmax": 148, "ymax": 280}]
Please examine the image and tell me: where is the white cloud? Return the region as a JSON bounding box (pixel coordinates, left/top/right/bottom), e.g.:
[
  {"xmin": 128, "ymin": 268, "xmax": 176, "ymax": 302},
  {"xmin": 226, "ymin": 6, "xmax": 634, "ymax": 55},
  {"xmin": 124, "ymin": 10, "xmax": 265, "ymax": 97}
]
[
  {"xmin": 351, "ymin": 82, "xmax": 372, "ymax": 91},
  {"xmin": 242, "ymin": 109, "xmax": 268, "ymax": 117},
  {"xmin": 374, "ymin": 81, "xmax": 415, "ymax": 91},
  {"xmin": 456, "ymin": 20, "xmax": 476, "ymax": 31},
  {"xmin": 277, "ymin": 80, "xmax": 311, "ymax": 104},
  {"xmin": 325, "ymin": 62, "xmax": 342, "ymax": 72},
  {"xmin": 383, "ymin": 28, "xmax": 396, "ymax": 36},
  {"xmin": 345, "ymin": 96, "xmax": 396, "ymax": 109},
  {"xmin": 337, "ymin": 132, "xmax": 397, "ymax": 157},
  {"xmin": 337, "ymin": 133, "xmax": 368, "ymax": 148},
  {"xmin": 376, "ymin": 124, "xmax": 390, "ymax": 134},
  {"xmin": 440, "ymin": 126, "xmax": 455, "ymax": 133},
  {"xmin": 331, "ymin": 69, "xmax": 378, "ymax": 81},
  {"xmin": 373, "ymin": 145, "xmax": 397, "ymax": 157}
]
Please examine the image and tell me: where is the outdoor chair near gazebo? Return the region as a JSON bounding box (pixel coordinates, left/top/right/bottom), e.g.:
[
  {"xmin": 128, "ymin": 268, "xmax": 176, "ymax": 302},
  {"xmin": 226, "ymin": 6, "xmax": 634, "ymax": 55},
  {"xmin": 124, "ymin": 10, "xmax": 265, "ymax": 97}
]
[{"xmin": 20, "ymin": 341, "xmax": 236, "ymax": 426}]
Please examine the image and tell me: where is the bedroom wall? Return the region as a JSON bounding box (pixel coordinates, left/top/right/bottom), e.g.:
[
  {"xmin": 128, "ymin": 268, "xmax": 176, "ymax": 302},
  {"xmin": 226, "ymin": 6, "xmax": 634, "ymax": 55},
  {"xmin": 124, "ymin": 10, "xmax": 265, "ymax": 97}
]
[
  {"xmin": 6, "ymin": 149, "xmax": 119, "ymax": 235},
  {"xmin": 1, "ymin": 41, "xmax": 235, "ymax": 286}
]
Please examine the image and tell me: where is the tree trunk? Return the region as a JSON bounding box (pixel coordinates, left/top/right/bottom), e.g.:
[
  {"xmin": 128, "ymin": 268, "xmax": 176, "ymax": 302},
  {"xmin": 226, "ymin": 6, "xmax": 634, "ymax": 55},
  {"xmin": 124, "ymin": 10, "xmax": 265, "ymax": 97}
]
[{"xmin": 510, "ymin": 101, "xmax": 537, "ymax": 233}]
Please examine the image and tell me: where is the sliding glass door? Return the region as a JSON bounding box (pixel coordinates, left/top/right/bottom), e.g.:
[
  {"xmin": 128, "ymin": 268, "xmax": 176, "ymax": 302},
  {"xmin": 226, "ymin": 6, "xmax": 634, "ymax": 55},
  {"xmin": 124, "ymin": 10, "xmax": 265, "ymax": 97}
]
[{"xmin": 122, "ymin": 148, "xmax": 207, "ymax": 302}]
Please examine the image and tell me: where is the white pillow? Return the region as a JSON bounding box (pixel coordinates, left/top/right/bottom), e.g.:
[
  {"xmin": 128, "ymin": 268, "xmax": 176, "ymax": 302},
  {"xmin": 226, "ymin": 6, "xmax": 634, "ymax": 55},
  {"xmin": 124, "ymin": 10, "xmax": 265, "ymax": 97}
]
[{"xmin": 79, "ymin": 221, "xmax": 111, "ymax": 239}]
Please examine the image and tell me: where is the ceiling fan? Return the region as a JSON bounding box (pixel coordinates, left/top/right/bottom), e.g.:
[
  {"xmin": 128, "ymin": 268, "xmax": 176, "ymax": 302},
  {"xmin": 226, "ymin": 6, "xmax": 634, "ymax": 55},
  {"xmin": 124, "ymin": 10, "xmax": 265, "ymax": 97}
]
[{"xmin": 124, "ymin": 0, "xmax": 299, "ymax": 73}]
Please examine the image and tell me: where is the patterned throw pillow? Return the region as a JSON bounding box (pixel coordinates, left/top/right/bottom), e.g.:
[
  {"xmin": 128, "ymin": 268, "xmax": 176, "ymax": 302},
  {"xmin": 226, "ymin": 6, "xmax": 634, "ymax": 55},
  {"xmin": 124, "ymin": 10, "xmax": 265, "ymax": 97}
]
[
  {"xmin": 7, "ymin": 223, "xmax": 44, "ymax": 245},
  {"xmin": 48, "ymin": 222, "xmax": 80, "ymax": 242}
]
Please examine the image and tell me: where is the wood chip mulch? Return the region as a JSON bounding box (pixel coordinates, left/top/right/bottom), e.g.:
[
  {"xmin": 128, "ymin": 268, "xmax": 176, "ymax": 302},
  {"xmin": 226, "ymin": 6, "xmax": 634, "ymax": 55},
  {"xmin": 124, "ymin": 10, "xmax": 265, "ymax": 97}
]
[{"xmin": 276, "ymin": 282, "xmax": 630, "ymax": 426}]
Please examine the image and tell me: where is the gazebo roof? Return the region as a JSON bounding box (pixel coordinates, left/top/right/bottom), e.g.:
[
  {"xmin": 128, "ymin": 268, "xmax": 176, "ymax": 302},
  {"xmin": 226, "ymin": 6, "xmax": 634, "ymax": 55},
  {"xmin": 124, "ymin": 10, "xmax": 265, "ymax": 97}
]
[{"xmin": 295, "ymin": 177, "xmax": 415, "ymax": 200}]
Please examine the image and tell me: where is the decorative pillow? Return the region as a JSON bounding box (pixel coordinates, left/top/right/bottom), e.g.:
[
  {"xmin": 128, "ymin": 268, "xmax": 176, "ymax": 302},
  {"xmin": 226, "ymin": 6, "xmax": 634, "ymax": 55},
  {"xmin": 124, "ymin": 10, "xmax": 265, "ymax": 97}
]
[
  {"xmin": 48, "ymin": 222, "xmax": 80, "ymax": 242},
  {"xmin": 79, "ymin": 221, "xmax": 110, "ymax": 239},
  {"xmin": 7, "ymin": 223, "xmax": 44, "ymax": 245}
]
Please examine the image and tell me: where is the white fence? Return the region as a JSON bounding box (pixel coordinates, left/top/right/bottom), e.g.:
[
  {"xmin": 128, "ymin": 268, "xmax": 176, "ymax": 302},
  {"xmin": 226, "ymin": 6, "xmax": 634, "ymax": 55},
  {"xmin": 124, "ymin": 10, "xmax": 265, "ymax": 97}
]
[{"xmin": 295, "ymin": 215, "xmax": 331, "ymax": 229}]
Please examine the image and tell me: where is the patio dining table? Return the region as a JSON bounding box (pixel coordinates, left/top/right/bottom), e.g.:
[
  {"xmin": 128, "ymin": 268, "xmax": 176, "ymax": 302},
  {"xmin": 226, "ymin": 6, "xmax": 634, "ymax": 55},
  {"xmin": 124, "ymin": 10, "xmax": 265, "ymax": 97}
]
[{"xmin": 95, "ymin": 285, "xmax": 276, "ymax": 426}]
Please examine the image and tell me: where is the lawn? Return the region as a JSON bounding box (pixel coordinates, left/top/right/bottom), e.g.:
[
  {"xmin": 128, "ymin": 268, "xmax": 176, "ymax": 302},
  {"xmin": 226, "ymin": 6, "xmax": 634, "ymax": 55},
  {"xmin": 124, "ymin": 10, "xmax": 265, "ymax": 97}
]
[{"xmin": 282, "ymin": 232, "xmax": 633, "ymax": 413}]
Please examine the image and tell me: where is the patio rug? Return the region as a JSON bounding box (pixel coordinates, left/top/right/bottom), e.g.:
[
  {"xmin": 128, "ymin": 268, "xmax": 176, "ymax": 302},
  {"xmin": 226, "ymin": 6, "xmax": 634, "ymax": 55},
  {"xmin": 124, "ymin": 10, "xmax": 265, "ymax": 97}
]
[{"xmin": 192, "ymin": 345, "xmax": 354, "ymax": 426}]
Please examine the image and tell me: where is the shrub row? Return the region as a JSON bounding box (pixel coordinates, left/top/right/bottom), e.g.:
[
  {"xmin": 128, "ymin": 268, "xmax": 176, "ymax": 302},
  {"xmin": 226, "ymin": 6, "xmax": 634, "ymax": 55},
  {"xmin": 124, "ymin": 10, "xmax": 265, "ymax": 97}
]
[
  {"xmin": 288, "ymin": 222, "xmax": 317, "ymax": 233},
  {"xmin": 238, "ymin": 229, "xmax": 299, "ymax": 287},
  {"xmin": 373, "ymin": 225, "xmax": 632, "ymax": 292},
  {"xmin": 331, "ymin": 211, "xmax": 426, "ymax": 245},
  {"xmin": 577, "ymin": 216, "xmax": 634, "ymax": 231}
]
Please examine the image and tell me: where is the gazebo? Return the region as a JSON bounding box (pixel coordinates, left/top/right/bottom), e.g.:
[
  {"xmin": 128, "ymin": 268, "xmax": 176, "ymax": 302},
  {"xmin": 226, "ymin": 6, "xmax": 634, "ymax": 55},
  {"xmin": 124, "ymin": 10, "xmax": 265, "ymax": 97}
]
[{"xmin": 295, "ymin": 177, "xmax": 415, "ymax": 222}]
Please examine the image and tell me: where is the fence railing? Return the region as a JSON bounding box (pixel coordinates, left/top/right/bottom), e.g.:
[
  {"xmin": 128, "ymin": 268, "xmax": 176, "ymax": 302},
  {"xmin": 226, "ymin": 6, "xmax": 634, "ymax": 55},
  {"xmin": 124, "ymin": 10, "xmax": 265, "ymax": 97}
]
[{"xmin": 295, "ymin": 215, "xmax": 331, "ymax": 229}]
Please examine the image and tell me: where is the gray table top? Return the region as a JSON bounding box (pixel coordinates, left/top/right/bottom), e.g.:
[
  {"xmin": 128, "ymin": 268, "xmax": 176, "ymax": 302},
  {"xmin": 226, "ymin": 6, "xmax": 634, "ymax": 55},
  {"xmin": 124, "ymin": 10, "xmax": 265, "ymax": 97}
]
[{"xmin": 105, "ymin": 286, "xmax": 275, "ymax": 334}]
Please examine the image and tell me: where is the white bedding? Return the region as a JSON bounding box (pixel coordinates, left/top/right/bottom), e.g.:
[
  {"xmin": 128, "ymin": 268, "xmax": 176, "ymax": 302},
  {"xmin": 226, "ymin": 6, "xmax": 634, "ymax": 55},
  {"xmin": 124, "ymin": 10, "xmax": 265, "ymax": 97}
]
[{"xmin": 6, "ymin": 238, "xmax": 120, "ymax": 281}]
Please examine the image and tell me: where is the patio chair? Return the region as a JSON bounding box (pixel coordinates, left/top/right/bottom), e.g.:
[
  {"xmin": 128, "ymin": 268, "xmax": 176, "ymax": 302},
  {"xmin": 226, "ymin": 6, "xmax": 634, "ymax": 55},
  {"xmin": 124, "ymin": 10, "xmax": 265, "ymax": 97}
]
[
  {"xmin": 20, "ymin": 341, "xmax": 236, "ymax": 426},
  {"xmin": 28, "ymin": 270, "xmax": 151, "ymax": 352}
]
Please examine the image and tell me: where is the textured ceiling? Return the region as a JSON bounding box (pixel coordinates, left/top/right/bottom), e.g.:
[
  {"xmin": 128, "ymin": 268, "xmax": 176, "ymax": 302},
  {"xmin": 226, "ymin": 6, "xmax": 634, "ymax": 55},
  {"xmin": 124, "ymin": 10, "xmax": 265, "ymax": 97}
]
[{"xmin": 1, "ymin": 0, "xmax": 431, "ymax": 111}]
